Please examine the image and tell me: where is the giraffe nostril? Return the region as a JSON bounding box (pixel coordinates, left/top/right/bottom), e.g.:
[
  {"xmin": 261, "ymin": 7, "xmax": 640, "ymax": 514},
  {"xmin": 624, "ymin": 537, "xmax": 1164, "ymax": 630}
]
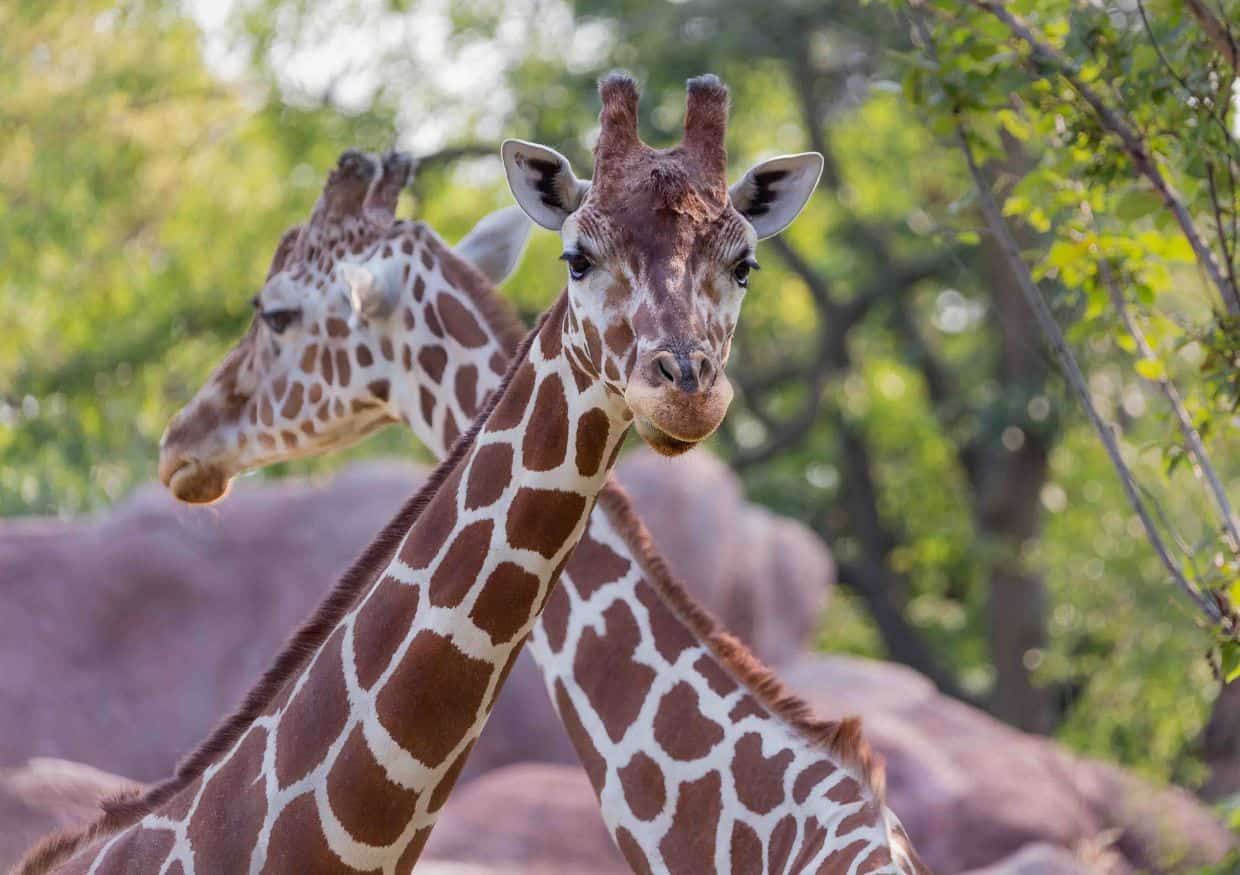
[{"xmin": 655, "ymin": 354, "xmax": 677, "ymax": 385}]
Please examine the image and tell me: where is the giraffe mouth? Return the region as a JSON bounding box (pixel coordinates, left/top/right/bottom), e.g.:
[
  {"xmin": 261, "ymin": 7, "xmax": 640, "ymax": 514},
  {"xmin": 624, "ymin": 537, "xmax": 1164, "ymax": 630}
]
[
  {"xmin": 162, "ymin": 459, "xmax": 232, "ymax": 505},
  {"xmin": 634, "ymin": 417, "xmax": 699, "ymax": 457}
]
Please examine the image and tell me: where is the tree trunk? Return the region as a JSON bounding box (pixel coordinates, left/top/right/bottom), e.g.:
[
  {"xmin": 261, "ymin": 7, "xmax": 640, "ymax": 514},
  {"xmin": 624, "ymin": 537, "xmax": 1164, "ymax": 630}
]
[
  {"xmin": 975, "ymin": 195, "xmax": 1056, "ymax": 733},
  {"xmin": 1199, "ymin": 680, "xmax": 1240, "ymax": 800}
]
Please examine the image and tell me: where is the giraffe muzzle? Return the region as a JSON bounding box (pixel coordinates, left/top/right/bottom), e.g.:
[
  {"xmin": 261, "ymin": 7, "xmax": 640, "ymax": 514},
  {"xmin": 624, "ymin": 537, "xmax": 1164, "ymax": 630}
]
[
  {"xmin": 624, "ymin": 351, "xmax": 734, "ymax": 456},
  {"xmin": 158, "ymin": 454, "xmax": 232, "ymax": 505}
]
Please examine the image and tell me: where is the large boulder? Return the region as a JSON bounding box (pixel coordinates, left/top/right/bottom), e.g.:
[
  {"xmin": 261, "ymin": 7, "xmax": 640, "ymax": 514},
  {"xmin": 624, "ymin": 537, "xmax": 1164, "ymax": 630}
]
[{"xmin": 781, "ymin": 654, "xmax": 1234, "ymax": 873}]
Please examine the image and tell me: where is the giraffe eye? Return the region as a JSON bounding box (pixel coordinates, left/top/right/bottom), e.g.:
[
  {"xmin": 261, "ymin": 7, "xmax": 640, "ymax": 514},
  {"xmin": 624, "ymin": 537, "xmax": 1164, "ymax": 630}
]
[
  {"xmin": 260, "ymin": 308, "xmax": 300, "ymax": 334},
  {"xmin": 732, "ymin": 257, "xmax": 759, "ymax": 288},
  {"xmin": 560, "ymin": 251, "xmax": 593, "ymax": 281}
]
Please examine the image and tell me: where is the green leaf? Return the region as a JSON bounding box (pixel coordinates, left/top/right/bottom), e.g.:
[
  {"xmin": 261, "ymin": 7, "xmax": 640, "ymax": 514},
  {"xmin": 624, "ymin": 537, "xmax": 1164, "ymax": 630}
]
[
  {"xmin": 1135, "ymin": 359, "xmax": 1166, "ymax": 380},
  {"xmin": 1223, "ymin": 640, "xmax": 1240, "ymax": 685},
  {"xmin": 1115, "ymin": 189, "xmax": 1162, "ymax": 222}
]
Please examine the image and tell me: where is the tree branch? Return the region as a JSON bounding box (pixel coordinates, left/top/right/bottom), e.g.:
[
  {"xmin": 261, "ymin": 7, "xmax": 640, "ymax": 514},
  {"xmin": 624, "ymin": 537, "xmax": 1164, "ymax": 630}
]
[
  {"xmin": 1185, "ymin": 0, "xmax": 1240, "ymax": 75},
  {"xmin": 963, "ymin": 0, "xmax": 1240, "ymax": 315},
  {"xmin": 1097, "ymin": 255, "xmax": 1240, "ymax": 557}
]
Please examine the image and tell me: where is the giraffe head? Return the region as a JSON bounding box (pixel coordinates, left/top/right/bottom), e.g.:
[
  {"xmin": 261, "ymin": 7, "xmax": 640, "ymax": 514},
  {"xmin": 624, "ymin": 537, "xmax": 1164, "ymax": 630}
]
[
  {"xmin": 502, "ymin": 73, "xmax": 821, "ymax": 454},
  {"xmin": 158, "ymin": 149, "xmax": 531, "ymax": 503}
]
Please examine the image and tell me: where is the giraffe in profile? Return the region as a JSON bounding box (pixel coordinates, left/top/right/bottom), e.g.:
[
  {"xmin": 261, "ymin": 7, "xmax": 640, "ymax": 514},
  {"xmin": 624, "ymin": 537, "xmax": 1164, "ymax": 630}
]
[{"xmin": 24, "ymin": 79, "xmax": 924, "ymax": 873}]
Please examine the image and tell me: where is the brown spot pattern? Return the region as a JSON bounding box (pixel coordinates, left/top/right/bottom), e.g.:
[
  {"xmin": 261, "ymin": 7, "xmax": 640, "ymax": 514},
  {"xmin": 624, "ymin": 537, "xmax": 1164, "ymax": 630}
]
[
  {"xmin": 653, "ymin": 681, "xmax": 725, "ymax": 760},
  {"xmin": 857, "ymin": 846, "xmax": 895, "ymax": 873},
  {"xmin": 419, "ymin": 386, "xmax": 436, "ymax": 426},
  {"xmin": 522, "ymin": 373, "xmax": 570, "ymax": 471},
  {"xmin": 469, "ymin": 561, "xmax": 542, "ymax": 644},
  {"xmin": 729, "ymin": 821, "xmax": 763, "ymax": 875},
  {"xmin": 604, "ymin": 319, "xmax": 634, "ymax": 355},
  {"xmin": 427, "ymin": 520, "xmax": 493, "ymax": 608},
  {"xmin": 487, "ymin": 362, "xmax": 534, "ymax": 432},
  {"xmin": 506, "ymin": 487, "xmax": 587, "ymax": 558},
  {"xmin": 575, "ymin": 600, "xmax": 655, "ymax": 743},
  {"xmin": 616, "ymin": 828, "xmax": 655, "ymax": 875},
  {"xmin": 418, "ymin": 346, "xmax": 447, "ymax": 383},
  {"xmin": 335, "ymin": 348, "xmax": 351, "ymax": 386},
  {"xmin": 837, "ymin": 803, "xmax": 879, "ymax": 837},
  {"xmin": 563, "ymin": 529, "xmax": 632, "ymax": 599},
  {"xmin": 636, "ymin": 586, "xmax": 696, "ymax": 664},
  {"xmin": 93, "ymin": 827, "xmax": 175, "ymax": 875},
  {"xmin": 326, "ymin": 724, "xmax": 420, "ymax": 846},
  {"xmin": 730, "ymin": 732, "xmax": 792, "ymax": 815},
  {"xmin": 618, "ymin": 751, "xmax": 665, "ymax": 821},
  {"xmin": 352, "ymin": 576, "xmax": 420, "ymax": 690},
  {"xmin": 455, "ymin": 364, "xmax": 479, "ymax": 418},
  {"xmin": 187, "ymin": 726, "xmax": 268, "ymax": 873},
  {"xmin": 398, "ymin": 467, "xmax": 460, "ymax": 568},
  {"xmin": 375, "ymin": 630, "xmax": 491, "ymax": 768},
  {"xmin": 793, "ymin": 761, "xmax": 837, "ymax": 804},
  {"xmin": 465, "ymin": 442, "xmax": 513, "ymax": 510},
  {"xmin": 280, "ymin": 382, "xmax": 304, "ymax": 419},
  {"xmin": 816, "ymin": 839, "xmax": 868, "ymax": 875},
  {"xmin": 424, "ymin": 303, "xmax": 443, "ymax": 338},
  {"xmin": 368, "ymin": 378, "xmax": 390, "ymax": 402},
  {"xmin": 539, "ymin": 584, "xmax": 571, "ymax": 652},
  {"xmin": 695, "ymin": 654, "xmax": 738, "ymax": 696},
  {"xmin": 428, "ymin": 738, "xmax": 476, "ymax": 813},
  {"xmin": 659, "ymin": 771, "xmax": 721, "ymax": 875},
  {"xmin": 729, "ymin": 696, "xmax": 768, "ymax": 723},
  {"xmin": 275, "ymin": 628, "xmax": 349, "ymax": 787},
  {"xmin": 261, "ymin": 792, "xmax": 378, "ymax": 875},
  {"xmin": 769, "ymin": 814, "xmax": 797, "ymax": 874},
  {"xmin": 437, "ymin": 294, "xmax": 488, "ymax": 347},
  {"xmin": 791, "ymin": 818, "xmax": 830, "ymax": 873},
  {"xmin": 574, "ymin": 408, "xmax": 610, "ymax": 477},
  {"xmin": 827, "ymin": 776, "xmax": 862, "ymax": 804},
  {"xmin": 554, "ymin": 680, "xmax": 606, "ymax": 789}
]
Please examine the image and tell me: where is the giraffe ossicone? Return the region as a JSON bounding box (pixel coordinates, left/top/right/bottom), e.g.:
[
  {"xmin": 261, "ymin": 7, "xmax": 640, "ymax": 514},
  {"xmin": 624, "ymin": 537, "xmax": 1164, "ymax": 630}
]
[{"xmin": 24, "ymin": 73, "xmax": 932, "ymax": 872}]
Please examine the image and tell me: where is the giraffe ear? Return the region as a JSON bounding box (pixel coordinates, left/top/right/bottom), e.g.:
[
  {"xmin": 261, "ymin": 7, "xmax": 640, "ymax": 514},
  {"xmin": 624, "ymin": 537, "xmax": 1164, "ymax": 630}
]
[
  {"xmin": 729, "ymin": 153, "xmax": 823, "ymax": 240},
  {"xmin": 454, "ymin": 206, "xmax": 533, "ymax": 285},
  {"xmin": 501, "ymin": 139, "xmax": 590, "ymax": 231},
  {"xmin": 338, "ymin": 262, "xmax": 397, "ymax": 320}
]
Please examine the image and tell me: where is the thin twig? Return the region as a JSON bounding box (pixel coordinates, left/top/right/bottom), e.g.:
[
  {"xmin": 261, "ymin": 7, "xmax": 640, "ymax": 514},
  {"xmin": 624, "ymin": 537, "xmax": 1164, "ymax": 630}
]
[
  {"xmin": 1185, "ymin": 0, "xmax": 1240, "ymax": 76},
  {"xmin": 964, "ymin": 0, "xmax": 1240, "ymax": 316},
  {"xmin": 960, "ymin": 132, "xmax": 1222, "ymax": 621},
  {"xmin": 1095, "ymin": 252, "xmax": 1240, "ymax": 556}
]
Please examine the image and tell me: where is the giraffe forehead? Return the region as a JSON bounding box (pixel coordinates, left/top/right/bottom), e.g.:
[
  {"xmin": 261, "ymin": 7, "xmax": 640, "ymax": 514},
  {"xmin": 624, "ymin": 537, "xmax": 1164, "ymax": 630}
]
[{"xmin": 575, "ymin": 203, "xmax": 752, "ymax": 279}]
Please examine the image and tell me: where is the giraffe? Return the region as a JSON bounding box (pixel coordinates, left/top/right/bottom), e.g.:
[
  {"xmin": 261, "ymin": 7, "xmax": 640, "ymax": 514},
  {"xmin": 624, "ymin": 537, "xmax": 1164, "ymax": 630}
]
[
  {"xmin": 152, "ymin": 86, "xmax": 928, "ymax": 873},
  {"xmin": 14, "ymin": 73, "xmax": 888, "ymax": 875}
]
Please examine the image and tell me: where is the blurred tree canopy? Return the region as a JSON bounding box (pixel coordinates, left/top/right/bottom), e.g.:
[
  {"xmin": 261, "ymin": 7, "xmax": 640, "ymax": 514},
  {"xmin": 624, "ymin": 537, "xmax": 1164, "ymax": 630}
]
[{"xmin": 4, "ymin": 0, "xmax": 1240, "ymax": 829}]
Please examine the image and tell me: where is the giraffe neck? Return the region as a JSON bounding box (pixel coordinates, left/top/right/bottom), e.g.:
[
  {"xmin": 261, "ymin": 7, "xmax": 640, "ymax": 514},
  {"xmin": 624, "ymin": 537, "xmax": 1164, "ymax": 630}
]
[{"xmin": 45, "ymin": 297, "xmax": 634, "ymax": 874}]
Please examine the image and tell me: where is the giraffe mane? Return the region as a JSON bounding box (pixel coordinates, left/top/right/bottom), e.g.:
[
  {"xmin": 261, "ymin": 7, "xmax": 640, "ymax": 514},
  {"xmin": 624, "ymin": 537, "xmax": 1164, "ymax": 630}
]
[
  {"xmin": 594, "ymin": 483, "xmax": 887, "ymax": 803},
  {"xmin": 13, "ymin": 297, "xmax": 564, "ymax": 875}
]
